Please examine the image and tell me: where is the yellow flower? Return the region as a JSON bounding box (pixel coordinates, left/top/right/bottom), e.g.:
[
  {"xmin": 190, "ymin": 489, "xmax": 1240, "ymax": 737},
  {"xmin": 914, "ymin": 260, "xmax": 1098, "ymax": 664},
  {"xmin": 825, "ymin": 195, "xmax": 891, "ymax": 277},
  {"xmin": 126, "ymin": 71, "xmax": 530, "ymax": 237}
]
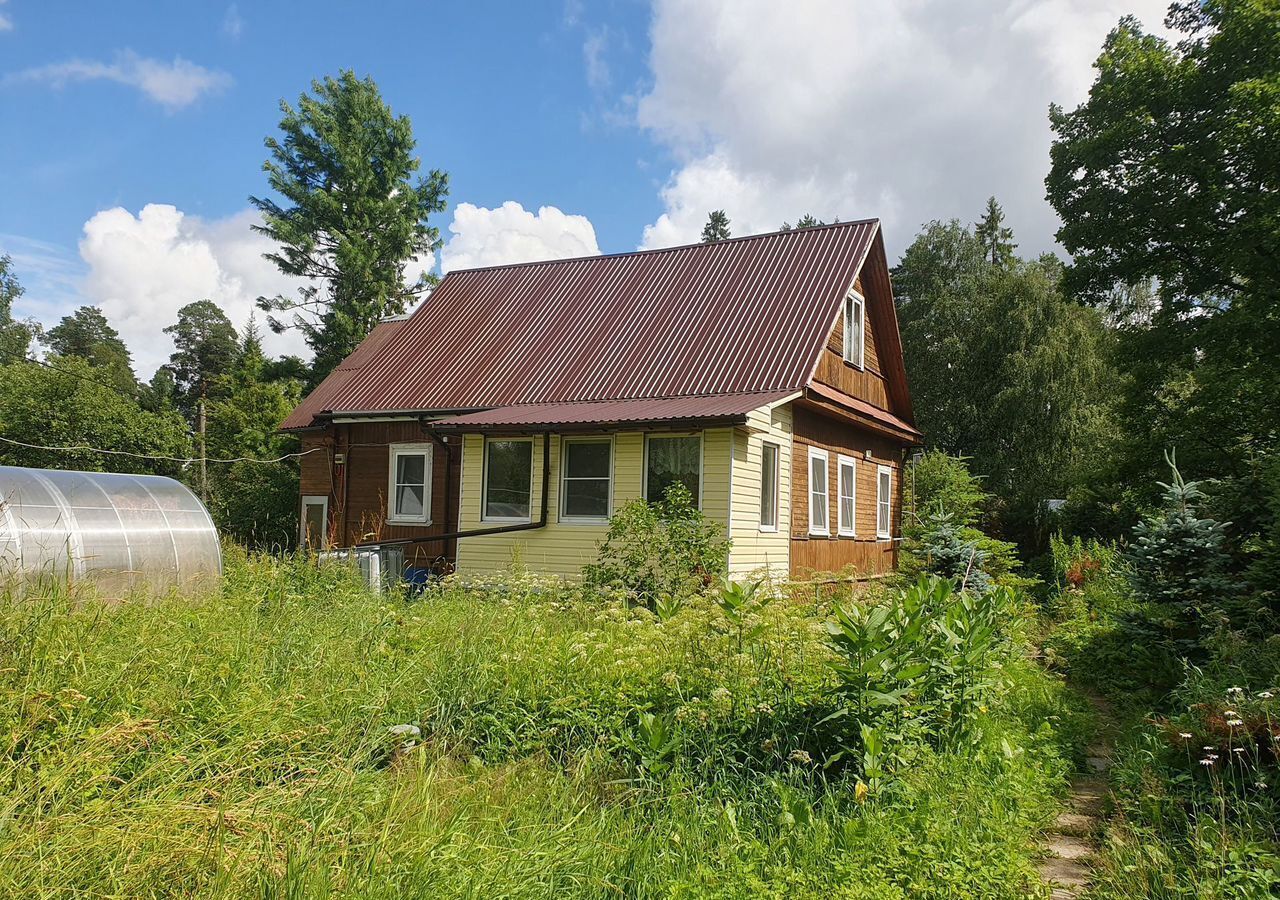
[{"xmin": 855, "ymin": 781, "xmax": 869, "ymax": 803}]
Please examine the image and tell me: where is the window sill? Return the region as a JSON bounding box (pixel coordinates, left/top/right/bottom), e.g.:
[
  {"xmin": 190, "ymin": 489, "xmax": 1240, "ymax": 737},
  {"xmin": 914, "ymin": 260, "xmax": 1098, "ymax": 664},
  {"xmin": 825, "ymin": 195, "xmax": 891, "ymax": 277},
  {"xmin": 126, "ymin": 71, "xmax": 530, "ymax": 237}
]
[
  {"xmin": 560, "ymin": 517, "xmax": 610, "ymax": 526},
  {"xmin": 387, "ymin": 517, "xmax": 432, "ymax": 527},
  {"xmin": 808, "ymin": 530, "xmax": 831, "ymax": 538},
  {"xmin": 482, "ymin": 517, "xmax": 532, "ymax": 526},
  {"xmin": 837, "ymin": 531, "xmax": 857, "ymax": 539},
  {"xmin": 841, "ymin": 358, "xmax": 865, "ymax": 371},
  {"xmin": 758, "ymin": 525, "xmax": 778, "ymax": 534}
]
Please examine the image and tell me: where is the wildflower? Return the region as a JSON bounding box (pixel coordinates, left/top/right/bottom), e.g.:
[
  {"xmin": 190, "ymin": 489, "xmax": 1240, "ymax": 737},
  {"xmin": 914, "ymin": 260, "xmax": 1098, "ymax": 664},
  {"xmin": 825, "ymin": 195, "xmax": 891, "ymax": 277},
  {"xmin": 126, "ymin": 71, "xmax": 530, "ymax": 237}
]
[
  {"xmin": 711, "ymin": 687, "xmax": 732, "ymax": 705},
  {"xmin": 1199, "ymin": 758, "xmax": 1215, "ymax": 767},
  {"xmin": 1257, "ymin": 781, "xmax": 1268, "ymax": 789},
  {"xmin": 1224, "ymin": 710, "xmax": 1239, "ymax": 717},
  {"xmin": 1260, "ymin": 692, "xmax": 1274, "ymax": 699},
  {"xmin": 1232, "ymin": 747, "xmax": 1247, "ymax": 754},
  {"xmin": 788, "ymin": 749, "xmax": 813, "ymax": 765},
  {"xmin": 1227, "ymin": 718, "xmax": 1245, "ymax": 727},
  {"xmin": 1179, "ymin": 732, "xmax": 1193, "ymax": 739},
  {"xmin": 660, "ymin": 671, "xmax": 679, "ymax": 688},
  {"xmin": 1228, "ymin": 687, "xmax": 1245, "ymax": 695},
  {"xmin": 855, "ymin": 781, "xmax": 869, "ymax": 802},
  {"xmin": 1204, "ymin": 746, "xmax": 1215, "ymax": 751}
]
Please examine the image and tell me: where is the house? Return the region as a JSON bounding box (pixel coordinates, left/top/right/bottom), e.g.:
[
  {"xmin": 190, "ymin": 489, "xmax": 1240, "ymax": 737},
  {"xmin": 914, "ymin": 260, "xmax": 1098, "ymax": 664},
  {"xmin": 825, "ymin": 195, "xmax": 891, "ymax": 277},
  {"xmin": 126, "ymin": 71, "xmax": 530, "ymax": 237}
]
[{"xmin": 280, "ymin": 219, "xmax": 920, "ymax": 580}]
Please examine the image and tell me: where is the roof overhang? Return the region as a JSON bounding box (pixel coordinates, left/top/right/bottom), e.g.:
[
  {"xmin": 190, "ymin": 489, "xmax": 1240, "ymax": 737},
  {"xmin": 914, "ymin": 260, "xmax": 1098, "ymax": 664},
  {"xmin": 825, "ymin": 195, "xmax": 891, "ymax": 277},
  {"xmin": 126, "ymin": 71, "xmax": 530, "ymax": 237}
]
[{"xmin": 800, "ymin": 383, "xmax": 923, "ymax": 444}]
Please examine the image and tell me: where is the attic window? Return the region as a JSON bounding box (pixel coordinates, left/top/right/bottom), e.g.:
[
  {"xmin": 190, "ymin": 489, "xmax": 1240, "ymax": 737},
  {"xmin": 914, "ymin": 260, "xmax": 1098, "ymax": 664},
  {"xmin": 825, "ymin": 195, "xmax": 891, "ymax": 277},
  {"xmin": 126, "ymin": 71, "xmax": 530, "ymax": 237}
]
[{"xmin": 843, "ymin": 291, "xmax": 865, "ymax": 368}]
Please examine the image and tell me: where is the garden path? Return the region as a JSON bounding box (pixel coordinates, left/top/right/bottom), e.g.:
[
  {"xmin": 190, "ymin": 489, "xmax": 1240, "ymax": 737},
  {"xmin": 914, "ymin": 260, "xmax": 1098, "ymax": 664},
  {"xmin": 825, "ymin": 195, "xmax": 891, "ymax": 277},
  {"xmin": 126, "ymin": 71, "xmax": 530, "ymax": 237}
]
[{"xmin": 1038, "ymin": 693, "xmax": 1115, "ymax": 899}]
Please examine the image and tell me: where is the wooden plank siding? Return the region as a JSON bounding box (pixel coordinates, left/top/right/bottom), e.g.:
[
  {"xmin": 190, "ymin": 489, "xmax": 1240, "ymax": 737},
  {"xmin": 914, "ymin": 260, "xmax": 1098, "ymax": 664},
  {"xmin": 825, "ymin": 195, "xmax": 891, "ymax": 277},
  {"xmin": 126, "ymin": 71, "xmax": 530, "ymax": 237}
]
[
  {"xmin": 812, "ymin": 276, "xmax": 893, "ymax": 411},
  {"xmin": 297, "ymin": 421, "xmax": 461, "ymax": 569},
  {"xmin": 789, "ymin": 405, "xmax": 903, "ymax": 578},
  {"xmin": 728, "ymin": 402, "xmax": 793, "ymax": 580}
]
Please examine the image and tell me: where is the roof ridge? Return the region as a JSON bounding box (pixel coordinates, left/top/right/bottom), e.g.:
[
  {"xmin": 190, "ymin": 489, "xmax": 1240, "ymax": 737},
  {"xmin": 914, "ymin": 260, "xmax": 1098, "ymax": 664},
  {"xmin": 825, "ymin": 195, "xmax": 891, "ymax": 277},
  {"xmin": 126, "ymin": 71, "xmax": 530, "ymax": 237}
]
[{"xmin": 440, "ymin": 218, "xmax": 881, "ymax": 277}]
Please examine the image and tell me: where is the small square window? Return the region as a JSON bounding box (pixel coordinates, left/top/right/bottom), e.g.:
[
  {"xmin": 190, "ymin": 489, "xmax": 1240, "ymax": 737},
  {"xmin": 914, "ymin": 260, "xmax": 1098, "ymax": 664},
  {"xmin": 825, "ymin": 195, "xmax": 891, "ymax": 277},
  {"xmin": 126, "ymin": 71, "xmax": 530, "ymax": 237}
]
[{"xmin": 645, "ymin": 434, "xmax": 701, "ymax": 505}]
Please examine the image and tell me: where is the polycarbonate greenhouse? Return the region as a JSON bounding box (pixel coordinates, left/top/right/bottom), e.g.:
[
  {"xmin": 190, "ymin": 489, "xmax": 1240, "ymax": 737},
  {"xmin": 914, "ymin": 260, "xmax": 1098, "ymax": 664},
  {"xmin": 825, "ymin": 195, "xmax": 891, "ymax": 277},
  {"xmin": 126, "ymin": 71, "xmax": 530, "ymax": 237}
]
[{"xmin": 0, "ymin": 466, "xmax": 221, "ymax": 597}]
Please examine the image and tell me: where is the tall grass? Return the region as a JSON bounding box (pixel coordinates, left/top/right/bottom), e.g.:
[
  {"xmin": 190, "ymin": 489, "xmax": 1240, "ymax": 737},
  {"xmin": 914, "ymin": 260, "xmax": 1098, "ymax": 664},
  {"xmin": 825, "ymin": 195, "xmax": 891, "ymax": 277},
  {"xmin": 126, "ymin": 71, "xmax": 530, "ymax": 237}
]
[{"xmin": 0, "ymin": 548, "xmax": 1078, "ymax": 898}]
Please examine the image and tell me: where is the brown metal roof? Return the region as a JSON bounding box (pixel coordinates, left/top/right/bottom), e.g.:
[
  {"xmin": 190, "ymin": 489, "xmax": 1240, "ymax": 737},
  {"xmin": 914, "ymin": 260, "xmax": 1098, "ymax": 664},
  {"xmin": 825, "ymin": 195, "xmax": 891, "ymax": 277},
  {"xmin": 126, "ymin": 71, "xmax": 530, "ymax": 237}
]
[
  {"xmin": 429, "ymin": 391, "xmax": 797, "ymax": 431},
  {"xmin": 283, "ymin": 220, "xmax": 881, "ymax": 430}
]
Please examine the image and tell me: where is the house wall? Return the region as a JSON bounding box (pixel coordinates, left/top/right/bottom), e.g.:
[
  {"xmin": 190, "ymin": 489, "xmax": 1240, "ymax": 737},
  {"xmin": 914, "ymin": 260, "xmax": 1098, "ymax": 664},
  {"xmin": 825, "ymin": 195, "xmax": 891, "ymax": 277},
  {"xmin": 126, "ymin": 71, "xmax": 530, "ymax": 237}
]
[
  {"xmin": 811, "ymin": 276, "xmax": 895, "ymax": 412},
  {"xmin": 297, "ymin": 421, "xmax": 461, "ymax": 568},
  {"xmin": 728, "ymin": 402, "xmax": 793, "ymax": 580},
  {"xmin": 789, "ymin": 405, "xmax": 903, "ymax": 577},
  {"xmin": 453, "ymin": 427, "xmax": 733, "ymax": 578}
]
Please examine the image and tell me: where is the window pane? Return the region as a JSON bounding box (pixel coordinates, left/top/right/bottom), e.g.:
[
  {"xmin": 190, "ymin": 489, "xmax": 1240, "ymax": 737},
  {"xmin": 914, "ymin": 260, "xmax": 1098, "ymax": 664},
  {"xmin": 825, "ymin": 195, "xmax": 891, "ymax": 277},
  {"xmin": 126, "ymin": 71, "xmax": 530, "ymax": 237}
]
[
  {"xmin": 565, "ymin": 441, "xmax": 610, "ymax": 478},
  {"xmin": 810, "ymin": 455, "xmax": 827, "ymax": 531},
  {"xmin": 647, "ymin": 436, "xmax": 700, "ymax": 503},
  {"xmin": 760, "ymin": 443, "xmax": 778, "ymax": 527},
  {"xmin": 303, "ymin": 501, "xmax": 326, "ymax": 549},
  {"xmin": 396, "ymin": 452, "xmax": 425, "ymax": 486},
  {"xmin": 564, "ymin": 478, "xmax": 609, "ymax": 518},
  {"xmin": 485, "ymin": 440, "xmax": 533, "ymax": 519},
  {"xmin": 396, "ymin": 484, "xmax": 424, "ymax": 518}
]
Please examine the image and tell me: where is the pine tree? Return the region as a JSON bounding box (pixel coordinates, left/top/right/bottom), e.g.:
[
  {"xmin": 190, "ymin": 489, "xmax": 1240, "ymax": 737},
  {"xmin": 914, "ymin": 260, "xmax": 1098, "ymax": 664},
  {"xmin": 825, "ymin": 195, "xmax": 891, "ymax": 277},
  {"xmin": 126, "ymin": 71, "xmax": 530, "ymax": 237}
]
[
  {"xmin": 973, "ymin": 197, "xmax": 1016, "ymax": 267},
  {"xmin": 160, "ymin": 300, "xmax": 240, "ymax": 419},
  {"xmin": 700, "ymin": 210, "xmax": 731, "ymax": 243},
  {"xmin": 45, "ymin": 306, "xmax": 137, "ymax": 392},
  {"xmin": 251, "ymin": 70, "xmax": 449, "ymax": 383}
]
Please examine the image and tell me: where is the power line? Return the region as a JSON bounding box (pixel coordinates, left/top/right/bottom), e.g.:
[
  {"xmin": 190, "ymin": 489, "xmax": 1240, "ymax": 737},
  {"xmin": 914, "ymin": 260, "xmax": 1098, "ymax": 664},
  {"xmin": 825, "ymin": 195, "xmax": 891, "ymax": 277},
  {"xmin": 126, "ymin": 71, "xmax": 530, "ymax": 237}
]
[{"xmin": 0, "ymin": 435, "xmax": 323, "ymax": 466}]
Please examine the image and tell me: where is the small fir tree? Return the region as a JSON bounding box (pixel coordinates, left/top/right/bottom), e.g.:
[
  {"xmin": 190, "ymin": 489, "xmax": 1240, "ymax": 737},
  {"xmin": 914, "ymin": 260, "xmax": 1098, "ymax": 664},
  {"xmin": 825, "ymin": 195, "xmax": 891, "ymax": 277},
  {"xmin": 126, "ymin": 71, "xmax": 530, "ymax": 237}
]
[{"xmin": 700, "ymin": 210, "xmax": 731, "ymax": 243}]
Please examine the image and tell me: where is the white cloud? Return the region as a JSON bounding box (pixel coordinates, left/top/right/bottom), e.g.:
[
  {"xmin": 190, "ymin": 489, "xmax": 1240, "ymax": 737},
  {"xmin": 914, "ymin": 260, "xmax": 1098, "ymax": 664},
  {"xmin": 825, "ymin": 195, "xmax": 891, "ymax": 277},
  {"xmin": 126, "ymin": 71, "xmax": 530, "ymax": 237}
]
[
  {"xmin": 222, "ymin": 4, "xmax": 244, "ymax": 40},
  {"xmin": 5, "ymin": 50, "xmax": 231, "ymax": 110},
  {"xmin": 583, "ymin": 28, "xmax": 611, "ymax": 91},
  {"xmin": 440, "ymin": 202, "xmax": 600, "ymax": 273},
  {"xmin": 76, "ymin": 204, "xmax": 310, "ymax": 376},
  {"xmin": 635, "ymin": 0, "xmax": 1174, "ymax": 256},
  {"xmin": 0, "ymin": 0, "xmax": 12, "ymax": 33}
]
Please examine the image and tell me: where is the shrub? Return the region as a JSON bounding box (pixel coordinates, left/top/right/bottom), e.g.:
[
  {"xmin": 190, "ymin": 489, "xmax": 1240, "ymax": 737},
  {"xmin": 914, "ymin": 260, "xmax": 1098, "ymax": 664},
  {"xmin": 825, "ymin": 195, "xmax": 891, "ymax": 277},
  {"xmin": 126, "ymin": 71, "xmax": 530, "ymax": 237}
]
[{"xmin": 582, "ymin": 482, "xmax": 730, "ymax": 605}]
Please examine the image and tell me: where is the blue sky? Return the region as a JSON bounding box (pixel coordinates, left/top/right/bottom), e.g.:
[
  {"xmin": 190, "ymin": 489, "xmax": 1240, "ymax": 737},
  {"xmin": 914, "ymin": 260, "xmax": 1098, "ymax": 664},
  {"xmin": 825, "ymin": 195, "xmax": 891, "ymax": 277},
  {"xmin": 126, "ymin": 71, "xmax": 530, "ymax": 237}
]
[{"xmin": 0, "ymin": 0, "xmax": 1173, "ymax": 374}]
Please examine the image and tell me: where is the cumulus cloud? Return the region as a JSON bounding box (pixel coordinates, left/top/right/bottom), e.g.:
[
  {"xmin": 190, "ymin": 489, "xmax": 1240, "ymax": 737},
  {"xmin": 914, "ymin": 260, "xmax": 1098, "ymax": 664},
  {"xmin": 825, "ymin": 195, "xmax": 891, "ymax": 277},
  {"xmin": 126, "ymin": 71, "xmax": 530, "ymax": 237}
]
[
  {"xmin": 440, "ymin": 202, "xmax": 600, "ymax": 273},
  {"xmin": 5, "ymin": 50, "xmax": 231, "ymax": 110},
  {"xmin": 635, "ymin": 0, "xmax": 1173, "ymax": 256},
  {"xmin": 76, "ymin": 204, "xmax": 310, "ymax": 376}
]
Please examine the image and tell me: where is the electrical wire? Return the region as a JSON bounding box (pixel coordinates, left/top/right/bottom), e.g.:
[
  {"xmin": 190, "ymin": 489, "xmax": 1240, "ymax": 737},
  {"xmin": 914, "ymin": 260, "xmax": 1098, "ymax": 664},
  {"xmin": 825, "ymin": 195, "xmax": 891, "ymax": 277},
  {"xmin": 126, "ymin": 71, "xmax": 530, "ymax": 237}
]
[{"xmin": 0, "ymin": 435, "xmax": 323, "ymax": 466}]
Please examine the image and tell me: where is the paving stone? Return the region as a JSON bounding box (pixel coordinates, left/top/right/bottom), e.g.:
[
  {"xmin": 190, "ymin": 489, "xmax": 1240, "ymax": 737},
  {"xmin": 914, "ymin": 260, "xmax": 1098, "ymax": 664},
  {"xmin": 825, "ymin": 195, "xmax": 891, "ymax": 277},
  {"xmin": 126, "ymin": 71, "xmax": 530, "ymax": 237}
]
[
  {"xmin": 1054, "ymin": 811, "xmax": 1096, "ymax": 835},
  {"xmin": 1047, "ymin": 835, "xmax": 1095, "ymax": 861}
]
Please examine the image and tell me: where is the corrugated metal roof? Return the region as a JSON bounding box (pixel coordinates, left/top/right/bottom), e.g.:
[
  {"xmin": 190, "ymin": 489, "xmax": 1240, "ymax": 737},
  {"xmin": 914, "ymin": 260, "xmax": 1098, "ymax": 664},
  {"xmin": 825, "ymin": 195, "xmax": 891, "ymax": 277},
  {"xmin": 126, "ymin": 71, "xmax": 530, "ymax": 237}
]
[
  {"xmin": 279, "ymin": 317, "xmax": 409, "ymax": 430},
  {"xmin": 429, "ymin": 391, "xmax": 796, "ymax": 431},
  {"xmin": 282, "ymin": 220, "xmax": 881, "ymax": 429}
]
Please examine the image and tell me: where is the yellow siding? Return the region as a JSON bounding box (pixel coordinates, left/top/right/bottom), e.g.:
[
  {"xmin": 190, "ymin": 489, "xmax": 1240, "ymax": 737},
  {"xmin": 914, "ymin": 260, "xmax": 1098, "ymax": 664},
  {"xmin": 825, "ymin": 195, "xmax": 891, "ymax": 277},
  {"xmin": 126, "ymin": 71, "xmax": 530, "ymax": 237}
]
[
  {"xmin": 728, "ymin": 402, "xmax": 793, "ymax": 579},
  {"xmin": 454, "ymin": 429, "xmax": 731, "ymax": 578}
]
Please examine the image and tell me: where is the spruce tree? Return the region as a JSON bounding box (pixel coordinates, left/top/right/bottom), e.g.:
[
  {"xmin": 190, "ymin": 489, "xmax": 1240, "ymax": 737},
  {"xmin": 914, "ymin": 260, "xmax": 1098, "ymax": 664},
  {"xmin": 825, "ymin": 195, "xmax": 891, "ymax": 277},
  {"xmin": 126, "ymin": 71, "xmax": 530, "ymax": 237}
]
[
  {"xmin": 974, "ymin": 197, "xmax": 1016, "ymax": 267},
  {"xmin": 700, "ymin": 210, "xmax": 731, "ymax": 243}
]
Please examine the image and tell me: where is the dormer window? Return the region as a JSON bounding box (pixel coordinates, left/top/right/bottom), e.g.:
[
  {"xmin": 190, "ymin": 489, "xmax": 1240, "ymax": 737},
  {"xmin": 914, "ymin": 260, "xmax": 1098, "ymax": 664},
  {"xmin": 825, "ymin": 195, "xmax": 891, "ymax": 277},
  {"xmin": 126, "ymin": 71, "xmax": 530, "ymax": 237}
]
[{"xmin": 843, "ymin": 291, "xmax": 865, "ymax": 368}]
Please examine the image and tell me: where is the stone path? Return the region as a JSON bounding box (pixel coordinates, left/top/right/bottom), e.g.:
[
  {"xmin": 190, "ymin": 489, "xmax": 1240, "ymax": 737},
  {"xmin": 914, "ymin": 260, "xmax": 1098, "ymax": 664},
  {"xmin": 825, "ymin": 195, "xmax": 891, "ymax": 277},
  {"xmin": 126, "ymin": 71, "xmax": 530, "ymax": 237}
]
[{"xmin": 1037, "ymin": 697, "xmax": 1114, "ymax": 898}]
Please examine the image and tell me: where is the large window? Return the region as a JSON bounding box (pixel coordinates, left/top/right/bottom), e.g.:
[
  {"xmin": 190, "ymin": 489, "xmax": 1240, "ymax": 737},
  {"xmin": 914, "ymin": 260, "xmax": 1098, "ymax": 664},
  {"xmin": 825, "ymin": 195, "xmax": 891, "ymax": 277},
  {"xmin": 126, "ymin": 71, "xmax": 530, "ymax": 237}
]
[
  {"xmin": 388, "ymin": 443, "xmax": 432, "ymax": 523},
  {"xmin": 561, "ymin": 438, "xmax": 612, "ymax": 521},
  {"xmin": 483, "ymin": 438, "xmax": 534, "ymax": 521},
  {"xmin": 876, "ymin": 464, "xmax": 893, "ymax": 539},
  {"xmin": 837, "ymin": 454, "xmax": 857, "ymax": 537},
  {"xmin": 645, "ymin": 434, "xmax": 701, "ymax": 505},
  {"xmin": 844, "ymin": 291, "xmax": 865, "ymax": 368},
  {"xmin": 808, "ymin": 446, "xmax": 829, "ymax": 536},
  {"xmin": 760, "ymin": 442, "xmax": 779, "ymax": 531}
]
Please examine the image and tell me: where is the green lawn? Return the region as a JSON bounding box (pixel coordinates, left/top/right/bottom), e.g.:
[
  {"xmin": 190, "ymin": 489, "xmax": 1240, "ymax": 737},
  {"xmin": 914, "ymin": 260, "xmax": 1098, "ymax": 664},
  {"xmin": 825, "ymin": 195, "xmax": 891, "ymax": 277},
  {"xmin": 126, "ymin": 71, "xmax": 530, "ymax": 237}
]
[{"xmin": 1, "ymin": 550, "xmax": 1083, "ymax": 899}]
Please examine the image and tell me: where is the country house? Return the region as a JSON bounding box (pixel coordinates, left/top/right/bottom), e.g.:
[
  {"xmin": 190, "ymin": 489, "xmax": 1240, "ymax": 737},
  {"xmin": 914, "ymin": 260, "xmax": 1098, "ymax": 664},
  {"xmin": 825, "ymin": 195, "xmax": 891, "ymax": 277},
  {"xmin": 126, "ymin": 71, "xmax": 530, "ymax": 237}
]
[{"xmin": 281, "ymin": 219, "xmax": 920, "ymax": 579}]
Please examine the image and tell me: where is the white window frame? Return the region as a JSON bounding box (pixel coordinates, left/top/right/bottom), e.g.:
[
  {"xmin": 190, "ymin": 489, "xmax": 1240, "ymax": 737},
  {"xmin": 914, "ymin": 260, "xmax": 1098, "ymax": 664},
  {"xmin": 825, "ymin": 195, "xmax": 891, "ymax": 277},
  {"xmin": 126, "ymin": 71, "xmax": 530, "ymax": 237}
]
[
  {"xmin": 301, "ymin": 495, "xmax": 329, "ymax": 549},
  {"xmin": 807, "ymin": 446, "xmax": 830, "ymax": 536},
  {"xmin": 843, "ymin": 290, "xmax": 865, "ymax": 369},
  {"xmin": 643, "ymin": 432, "xmax": 704, "ymax": 508},
  {"xmin": 837, "ymin": 454, "xmax": 857, "ymax": 537},
  {"xmin": 876, "ymin": 464, "xmax": 893, "ymax": 540},
  {"xmin": 387, "ymin": 442, "xmax": 433, "ymax": 524},
  {"xmin": 481, "ymin": 436, "xmax": 536, "ymax": 524},
  {"xmin": 759, "ymin": 441, "xmax": 780, "ymax": 532},
  {"xmin": 560, "ymin": 436, "xmax": 614, "ymax": 524}
]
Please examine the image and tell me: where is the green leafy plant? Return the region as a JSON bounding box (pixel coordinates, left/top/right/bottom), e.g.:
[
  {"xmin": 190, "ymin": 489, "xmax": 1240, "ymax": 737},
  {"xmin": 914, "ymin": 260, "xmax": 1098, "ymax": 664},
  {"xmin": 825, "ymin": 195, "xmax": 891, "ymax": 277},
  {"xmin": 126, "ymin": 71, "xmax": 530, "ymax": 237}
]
[{"xmin": 583, "ymin": 483, "xmax": 730, "ymax": 607}]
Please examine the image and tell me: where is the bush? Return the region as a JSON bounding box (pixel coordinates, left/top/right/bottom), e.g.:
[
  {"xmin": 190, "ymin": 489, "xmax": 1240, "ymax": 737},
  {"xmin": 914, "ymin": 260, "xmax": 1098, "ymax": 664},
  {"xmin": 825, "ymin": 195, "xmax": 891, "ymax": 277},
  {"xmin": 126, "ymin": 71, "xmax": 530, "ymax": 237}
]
[
  {"xmin": 901, "ymin": 452, "xmax": 1032, "ymax": 591},
  {"xmin": 582, "ymin": 482, "xmax": 730, "ymax": 605}
]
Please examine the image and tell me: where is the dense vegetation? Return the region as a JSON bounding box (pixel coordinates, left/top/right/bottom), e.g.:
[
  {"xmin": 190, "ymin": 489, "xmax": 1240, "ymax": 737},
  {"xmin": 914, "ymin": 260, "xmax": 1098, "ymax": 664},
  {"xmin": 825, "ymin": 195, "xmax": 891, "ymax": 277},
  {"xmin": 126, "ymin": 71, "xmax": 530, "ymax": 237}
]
[{"xmin": 0, "ymin": 550, "xmax": 1086, "ymax": 899}]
